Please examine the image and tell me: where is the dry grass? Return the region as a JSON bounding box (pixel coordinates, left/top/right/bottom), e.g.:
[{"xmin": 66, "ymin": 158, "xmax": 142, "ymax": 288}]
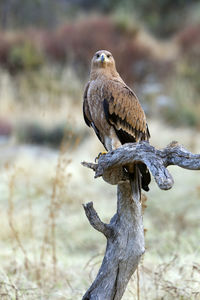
[
  {"xmin": 0, "ymin": 127, "xmax": 200, "ymax": 299},
  {"xmin": 0, "ymin": 148, "xmax": 71, "ymax": 299},
  {"xmin": 0, "ymin": 66, "xmax": 84, "ymax": 125}
]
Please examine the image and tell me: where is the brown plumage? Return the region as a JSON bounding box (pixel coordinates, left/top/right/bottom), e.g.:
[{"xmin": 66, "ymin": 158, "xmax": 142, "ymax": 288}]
[{"xmin": 83, "ymin": 50, "xmax": 151, "ymax": 193}]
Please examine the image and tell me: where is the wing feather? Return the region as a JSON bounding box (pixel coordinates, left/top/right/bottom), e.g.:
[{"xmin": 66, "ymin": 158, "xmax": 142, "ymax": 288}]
[
  {"xmin": 102, "ymin": 80, "xmax": 151, "ymax": 191},
  {"xmin": 83, "ymin": 82, "xmax": 92, "ymax": 127},
  {"xmin": 83, "ymin": 82, "xmax": 107, "ymax": 149},
  {"xmin": 102, "ymin": 80, "xmax": 150, "ymax": 144}
]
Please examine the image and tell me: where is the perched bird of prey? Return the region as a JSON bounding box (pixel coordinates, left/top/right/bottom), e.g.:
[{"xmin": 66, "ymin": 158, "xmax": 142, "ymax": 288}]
[{"xmin": 83, "ymin": 50, "xmax": 151, "ymax": 198}]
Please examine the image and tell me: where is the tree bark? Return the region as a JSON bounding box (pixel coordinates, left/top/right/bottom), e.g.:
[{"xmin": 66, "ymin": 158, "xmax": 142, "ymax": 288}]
[{"xmin": 81, "ymin": 141, "xmax": 200, "ymax": 300}]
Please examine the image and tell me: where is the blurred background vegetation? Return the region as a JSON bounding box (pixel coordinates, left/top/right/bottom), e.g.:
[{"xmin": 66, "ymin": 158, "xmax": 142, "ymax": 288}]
[{"xmin": 0, "ymin": 0, "xmax": 200, "ymax": 299}]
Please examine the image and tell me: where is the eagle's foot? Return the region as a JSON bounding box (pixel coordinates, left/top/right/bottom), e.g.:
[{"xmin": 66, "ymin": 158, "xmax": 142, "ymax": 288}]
[{"xmin": 95, "ymin": 151, "xmax": 107, "ymax": 162}]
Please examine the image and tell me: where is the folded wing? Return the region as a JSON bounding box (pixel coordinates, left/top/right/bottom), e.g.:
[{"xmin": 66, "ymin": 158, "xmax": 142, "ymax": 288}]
[{"xmin": 102, "ymin": 80, "xmax": 150, "ymax": 144}]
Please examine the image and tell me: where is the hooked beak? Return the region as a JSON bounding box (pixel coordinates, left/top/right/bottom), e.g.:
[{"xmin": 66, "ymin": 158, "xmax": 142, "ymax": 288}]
[{"xmin": 101, "ymin": 54, "xmax": 105, "ymax": 63}]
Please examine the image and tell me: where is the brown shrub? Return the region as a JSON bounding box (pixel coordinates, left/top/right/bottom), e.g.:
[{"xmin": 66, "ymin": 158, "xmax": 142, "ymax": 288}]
[
  {"xmin": 0, "ymin": 119, "xmax": 12, "ymax": 137},
  {"xmin": 0, "ymin": 16, "xmax": 168, "ymax": 84},
  {"xmin": 42, "ymin": 17, "xmax": 118, "ymax": 66},
  {"xmin": 176, "ymin": 23, "xmax": 200, "ymax": 56},
  {"xmin": 0, "ymin": 31, "xmax": 44, "ymax": 72},
  {"xmin": 41, "ymin": 16, "xmax": 153, "ymax": 84},
  {"xmin": 0, "ymin": 32, "xmax": 12, "ymax": 66}
]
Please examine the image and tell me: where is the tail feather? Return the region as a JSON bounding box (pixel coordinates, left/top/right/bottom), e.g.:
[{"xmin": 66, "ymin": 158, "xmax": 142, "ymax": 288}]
[{"xmin": 138, "ymin": 162, "xmax": 151, "ymax": 192}]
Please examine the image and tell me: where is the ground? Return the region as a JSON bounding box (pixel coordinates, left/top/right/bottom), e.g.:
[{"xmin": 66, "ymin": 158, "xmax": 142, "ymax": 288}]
[{"xmin": 0, "ymin": 115, "xmax": 200, "ymax": 299}]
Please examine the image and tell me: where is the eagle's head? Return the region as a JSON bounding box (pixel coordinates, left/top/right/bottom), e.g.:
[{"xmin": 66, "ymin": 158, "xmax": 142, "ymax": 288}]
[{"xmin": 91, "ymin": 50, "xmax": 116, "ymax": 70}]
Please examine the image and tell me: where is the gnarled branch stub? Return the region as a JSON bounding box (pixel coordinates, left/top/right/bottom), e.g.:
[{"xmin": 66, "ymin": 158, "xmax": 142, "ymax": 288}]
[{"xmin": 82, "ymin": 141, "xmax": 200, "ymax": 190}]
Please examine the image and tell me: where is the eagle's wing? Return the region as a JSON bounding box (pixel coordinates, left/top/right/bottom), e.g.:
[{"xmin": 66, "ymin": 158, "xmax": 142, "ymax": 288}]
[
  {"xmin": 83, "ymin": 82, "xmax": 92, "ymax": 127},
  {"xmin": 102, "ymin": 80, "xmax": 150, "ymax": 144},
  {"xmin": 102, "ymin": 80, "xmax": 151, "ymax": 192},
  {"xmin": 83, "ymin": 82, "xmax": 106, "ymax": 148}
]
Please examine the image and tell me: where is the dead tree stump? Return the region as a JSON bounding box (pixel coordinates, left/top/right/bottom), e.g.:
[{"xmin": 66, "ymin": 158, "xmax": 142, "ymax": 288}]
[{"xmin": 81, "ymin": 141, "xmax": 200, "ymax": 300}]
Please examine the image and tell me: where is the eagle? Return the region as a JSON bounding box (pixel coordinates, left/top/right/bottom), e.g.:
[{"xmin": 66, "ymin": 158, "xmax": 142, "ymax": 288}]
[{"xmin": 83, "ymin": 50, "xmax": 151, "ymax": 199}]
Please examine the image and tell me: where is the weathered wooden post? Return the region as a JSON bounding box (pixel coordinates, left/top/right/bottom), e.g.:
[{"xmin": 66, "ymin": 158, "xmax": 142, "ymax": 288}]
[{"xmin": 82, "ymin": 141, "xmax": 200, "ymax": 300}]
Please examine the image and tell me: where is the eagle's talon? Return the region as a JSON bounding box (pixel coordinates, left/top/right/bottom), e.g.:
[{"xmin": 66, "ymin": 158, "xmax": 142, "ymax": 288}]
[{"xmin": 95, "ymin": 151, "xmax": 107, "ymax": 162}]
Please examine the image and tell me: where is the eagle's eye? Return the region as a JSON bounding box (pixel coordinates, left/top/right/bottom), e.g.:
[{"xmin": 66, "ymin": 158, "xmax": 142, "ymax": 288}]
[
  {"xmin": 107, "ymin": 54, "xmax": 111, "ymax": 58},
  {"xmin": 96, "ymin": 54, "xmax": 100, "ymax": 58}
]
